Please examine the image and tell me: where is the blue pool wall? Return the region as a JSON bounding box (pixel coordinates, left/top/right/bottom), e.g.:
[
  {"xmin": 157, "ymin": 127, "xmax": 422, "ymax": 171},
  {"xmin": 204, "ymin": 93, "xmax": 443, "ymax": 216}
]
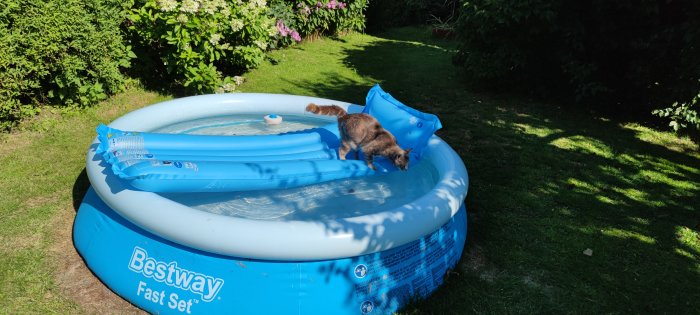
[{"xmin": 74, "ymin": 188, "xmax": 467, "ymax": 315}]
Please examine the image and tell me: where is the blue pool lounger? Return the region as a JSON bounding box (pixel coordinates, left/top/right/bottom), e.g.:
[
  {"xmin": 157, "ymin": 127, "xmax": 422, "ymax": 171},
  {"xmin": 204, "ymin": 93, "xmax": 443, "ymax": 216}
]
[
  {"xmin": 95, "ymin": 85, "xmax": 443, "ymax": 193},
  {"xmin": 95, "ymin": 123, "xmax": 381, "ymax": 192}
]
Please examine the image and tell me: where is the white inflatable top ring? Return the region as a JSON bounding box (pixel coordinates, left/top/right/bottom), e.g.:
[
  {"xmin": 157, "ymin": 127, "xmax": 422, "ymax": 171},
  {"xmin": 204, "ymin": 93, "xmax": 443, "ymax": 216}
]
[{"xmin": 86, "ymin": 93, "xmax": 468, "ymax": 261}]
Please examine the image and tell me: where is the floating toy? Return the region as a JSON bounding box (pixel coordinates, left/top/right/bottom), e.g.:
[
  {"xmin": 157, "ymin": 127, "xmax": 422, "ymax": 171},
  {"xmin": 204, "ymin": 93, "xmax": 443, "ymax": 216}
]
[{"xmin": 264, "ymin": 113, "xmax": 283, "ymax": 124}]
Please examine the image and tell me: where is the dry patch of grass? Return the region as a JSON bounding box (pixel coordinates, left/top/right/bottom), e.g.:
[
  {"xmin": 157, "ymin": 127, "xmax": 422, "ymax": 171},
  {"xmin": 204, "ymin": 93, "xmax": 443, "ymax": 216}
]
[
  {"xmin": 0, "ymin": 86, "xmax": 164, "ymax": 313},
  {"xmin": 49, "ymin": 199, "xmax": 144, "ymax": 314}
]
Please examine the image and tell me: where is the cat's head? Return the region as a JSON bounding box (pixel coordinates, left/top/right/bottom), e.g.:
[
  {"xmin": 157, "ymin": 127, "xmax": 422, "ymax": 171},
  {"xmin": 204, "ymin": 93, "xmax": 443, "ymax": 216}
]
[{"xmin": 391, "ymin": 148, "xmax": 412, "ymax": 171}]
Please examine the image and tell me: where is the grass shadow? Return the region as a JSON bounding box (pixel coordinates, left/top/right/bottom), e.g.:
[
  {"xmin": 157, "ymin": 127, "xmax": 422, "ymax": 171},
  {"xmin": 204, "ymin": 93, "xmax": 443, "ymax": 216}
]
[
  {"xmin": 67, "ymin": 26, "xmax": 699, "ymax": 313},
  {"xmin": 322, "ymin": 26, "xmax": 700, "ymax": 313},
  {"xmin": 72, "ymin": 168, "xmax": 90, "ymax": 212}
]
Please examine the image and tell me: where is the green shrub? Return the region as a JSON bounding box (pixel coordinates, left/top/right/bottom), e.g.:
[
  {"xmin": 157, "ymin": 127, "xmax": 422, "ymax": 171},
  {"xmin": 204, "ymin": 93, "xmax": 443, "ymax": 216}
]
[
  {"xmin": 283, "ymin": 0, "xmax": 368, "ymax": 39},
  {"xmin": 269, "ymin": 0, "xmax": 303, "ymax": 48},
  {"xmin": 653, "ymin": 89, "xmax": 700, "ymax": 133},
  {"xmin": 128, "ymin": 0, "xmax": 367, "ymax": 94},
  {"xmin": 128, "ymin": 0, "xmax": 276, "ymax": 94},
  {"xmin": 365, "ymin": 0, "xmax": 458, "ymax": 33},
  {"xmin": 453, "ymin": 0, "xmax": 700, "ymax": 117},
  {"xmin": 0, "ymin": 0, "xmax": 133, "ymax": 130}
]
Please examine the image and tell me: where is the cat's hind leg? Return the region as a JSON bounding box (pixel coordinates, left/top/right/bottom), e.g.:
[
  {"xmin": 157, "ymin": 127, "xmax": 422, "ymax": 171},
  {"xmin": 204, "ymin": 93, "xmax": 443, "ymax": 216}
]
[
  {"xmin": 364, "ymin": 154, "xmax": 377, "ymax": 170},
  {"xmin": 339, "ymin": 142, "xmax": 352, "ymax": 160}
]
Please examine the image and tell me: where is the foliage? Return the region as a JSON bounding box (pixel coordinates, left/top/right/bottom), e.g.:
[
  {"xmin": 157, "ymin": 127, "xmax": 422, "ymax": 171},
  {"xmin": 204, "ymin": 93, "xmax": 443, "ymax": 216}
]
[
  {"xmin": 269, "ymin": 0, "xmax": 303, "ymax": 48},
  {"xmin": 0, "ymin": 0, "xmax": 370, "ymax": 130},
  {"xmin": 287, "ymin": 0, "xmax": 368, "ymax": 39},
  {"xmin": 653, "ymin": 89, "xmax": 700, "ymax": 132},
  {"xmin": 365, "ymin": 0, "xmax": 458, "ymax": 33},
  {"xmin": 0, "ymin": 0, "xmax": 133, "ymax": 130},
  {"xmin": 453, "ymin": 0, "xmax": 700, "ymax": 117},
  {"xmin": 128, "ymin": 0, "xmax": 276, "ymax": 94}
]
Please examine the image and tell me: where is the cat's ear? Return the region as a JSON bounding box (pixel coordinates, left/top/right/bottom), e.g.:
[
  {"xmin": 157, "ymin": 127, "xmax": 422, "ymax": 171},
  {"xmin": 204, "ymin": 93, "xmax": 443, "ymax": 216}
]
[{"xmin": 405, "ymin": 148, "xmax": 413, "ymax": 154}]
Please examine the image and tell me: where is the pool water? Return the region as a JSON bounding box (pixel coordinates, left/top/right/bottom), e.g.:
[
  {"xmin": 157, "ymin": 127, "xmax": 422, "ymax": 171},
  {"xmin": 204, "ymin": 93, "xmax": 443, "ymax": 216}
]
[
  {"xmin": 154, "ymin": 114, "xmax": 439, "ymax": 221},
  {"xmin": 155, "ymin": 114, "xmax": 335, "ymax": 135}
]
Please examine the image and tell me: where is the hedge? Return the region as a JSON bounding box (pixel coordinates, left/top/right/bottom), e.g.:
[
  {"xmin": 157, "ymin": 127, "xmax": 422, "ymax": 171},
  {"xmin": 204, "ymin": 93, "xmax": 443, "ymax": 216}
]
[
  {"xmin": 453, "ymin": 0, "xmax": 700, "ymax": 131},
  {"xmin": 0, "ymin": 0, "xmax": 133, "ymax": 130}
]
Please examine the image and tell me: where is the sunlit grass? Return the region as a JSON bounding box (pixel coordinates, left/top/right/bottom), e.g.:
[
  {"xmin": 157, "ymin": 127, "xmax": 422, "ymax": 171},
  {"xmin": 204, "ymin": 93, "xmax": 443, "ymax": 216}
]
[
  {"xmin": 512, "ymin": 122, "xmax": 563, "ymax": 138},
  {"xmin": 601, "ymin": 228, "xmax": 657, "ymax": 245},
  {"xmin": 625, "ymin": 123, "xmax": 699, "ymax": 154},
  {"xmin": 0, "ymin": 86, "xmax": 165, "ymax": 313},
  {"xmin": 550, "ymin": 135, "xmax": 615, "ymax": 158},
  {"xmin": 676, "ymin": 226, "xmax": 700, "ymax": 253}
]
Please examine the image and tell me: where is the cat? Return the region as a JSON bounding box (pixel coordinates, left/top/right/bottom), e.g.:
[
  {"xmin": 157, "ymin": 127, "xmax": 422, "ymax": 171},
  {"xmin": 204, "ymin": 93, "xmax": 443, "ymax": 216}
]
[{"xmin": 306, "ymin": 103, "xmax": 412, "ymax": 171}]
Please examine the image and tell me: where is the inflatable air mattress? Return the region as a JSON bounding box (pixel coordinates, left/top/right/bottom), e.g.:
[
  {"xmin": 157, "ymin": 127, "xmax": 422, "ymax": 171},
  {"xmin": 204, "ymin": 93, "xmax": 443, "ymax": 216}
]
[
  {"xmin": 95, "ymin": 123, "xmax": 392, "ymax": 192},
  {"xmin": 95, "ymin": 84, "xmax": 442, "ymax": 193}
]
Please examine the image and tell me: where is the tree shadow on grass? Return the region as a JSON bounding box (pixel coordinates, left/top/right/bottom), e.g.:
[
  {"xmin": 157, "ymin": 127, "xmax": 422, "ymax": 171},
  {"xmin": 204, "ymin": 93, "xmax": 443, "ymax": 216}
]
[
  {"xmin": 326, "ymin": 27, "xmax": 700, "ymax": 313},
  {"xmin": 72, "ymin": 168, "xmax": 90, "ymax": 212},
  {"xmin": 68, "ymin": 26, "xmax": 699, "ymax": 313}
]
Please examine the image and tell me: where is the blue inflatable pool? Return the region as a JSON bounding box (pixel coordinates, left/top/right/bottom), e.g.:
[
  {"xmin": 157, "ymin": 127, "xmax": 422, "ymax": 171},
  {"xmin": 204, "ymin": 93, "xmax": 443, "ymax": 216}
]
[{"xmin": 74, "ymin": 87, "xmax": 469, "ymax": 314}]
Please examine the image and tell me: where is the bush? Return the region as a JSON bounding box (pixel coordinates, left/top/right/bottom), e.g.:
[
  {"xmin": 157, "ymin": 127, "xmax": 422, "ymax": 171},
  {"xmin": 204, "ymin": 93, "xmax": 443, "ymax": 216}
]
[
  {"xmin": 453, "ymin": 0, "xmax": 700, "ymax": 118},
  {"xmin": 0, "ymin": 0, "xmax": 133, "ymax": 130},
  {"xmin": 277, "ymin": 0, "xmax": 368, "ymax": 39},
  {"xmin": 0, "ymin": 0, "xmax": 371, "ymax": 129},
  {"xmin": 128, "ymin": 0, "xmax": 277, "ymax": 94},
  {"xmin": 269, "ymin": 0, "xmax": 303, "ymax": 48},
  {"xmin": 653, "ymin": 89, "xmax": 700, "ymax": 133},
  {"xmin": 364, "ymin": 0, "xmax": 458, "ymax": 33},
  {"xmin": 128, "ymin": 0, "xmax": 367, "ymax": 94}
]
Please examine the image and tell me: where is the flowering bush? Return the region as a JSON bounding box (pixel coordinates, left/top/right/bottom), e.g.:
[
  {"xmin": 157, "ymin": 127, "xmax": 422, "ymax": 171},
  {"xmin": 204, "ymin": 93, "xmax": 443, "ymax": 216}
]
[
  {"xmin": 268, "ymin": 1, "xmax": 302, "ymax": 48},
  {"xmin": 277, "ymin": 20, "xmax": 302, "ymax": 42},
  {"xmin": 129, "ymin": 0, "xmax": 277, "ymax": 93},
  {"xmin": 129, "ymin": 0, "xmax": 366, "ymax": 93},
  {"xmin": 269, "ymin": 0, "xmax": 367, "ymax": 42},
  {"xmin": 293, "ymin": 0, "xmax": 367, "ymax": 38}
]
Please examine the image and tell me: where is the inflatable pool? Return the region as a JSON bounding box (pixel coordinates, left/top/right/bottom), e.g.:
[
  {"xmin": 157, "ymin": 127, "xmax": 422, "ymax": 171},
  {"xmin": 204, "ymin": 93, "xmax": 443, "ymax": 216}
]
[{"xmin": 74, "ymin": 86, "xmax": 469, "ymax": 314}]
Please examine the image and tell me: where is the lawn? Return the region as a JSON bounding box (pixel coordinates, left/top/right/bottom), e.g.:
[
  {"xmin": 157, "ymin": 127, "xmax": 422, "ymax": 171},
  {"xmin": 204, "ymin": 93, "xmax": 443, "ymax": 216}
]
[{"xmin": 1, "ymin": 26, "xmax": 698, "ymax": 314}]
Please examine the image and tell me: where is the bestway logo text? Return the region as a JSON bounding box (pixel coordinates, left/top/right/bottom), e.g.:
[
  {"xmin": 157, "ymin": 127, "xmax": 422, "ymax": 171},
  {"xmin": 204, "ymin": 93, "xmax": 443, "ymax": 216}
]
[{"xmin": 128, "ymin": 247, "xmax": 224, "ymax": 302}]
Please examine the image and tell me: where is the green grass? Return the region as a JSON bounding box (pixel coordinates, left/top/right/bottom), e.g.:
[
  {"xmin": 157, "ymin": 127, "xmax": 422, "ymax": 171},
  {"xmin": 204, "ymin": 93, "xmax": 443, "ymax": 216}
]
[{"xmin": 1, "ymin": 26, "xmax": 698, "ymax": 313}]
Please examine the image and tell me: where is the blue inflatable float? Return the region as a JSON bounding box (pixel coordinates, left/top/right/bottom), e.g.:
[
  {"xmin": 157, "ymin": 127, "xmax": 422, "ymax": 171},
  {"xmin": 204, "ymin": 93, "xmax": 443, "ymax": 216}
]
[
  {"xmin": 94, "ymin": 84, "xmax": 442, "ymax": 193},
  {"xmin": 74, "ymin": 85, "xmax": 469, "ymax": 314}
]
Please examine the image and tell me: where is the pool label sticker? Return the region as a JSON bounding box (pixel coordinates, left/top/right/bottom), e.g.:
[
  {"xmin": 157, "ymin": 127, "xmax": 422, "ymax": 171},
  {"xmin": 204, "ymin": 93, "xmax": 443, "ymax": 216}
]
[
  {"xmin": 361, "ymin": 300, "xmax": 374, "ymax": 314},
  {"xmin": 128, "ymin": 247, "xmax": 224, "ymax": 312},
  {"xmin": 354, "ymin": 264, "xmax": 368, "ymax": 279}
]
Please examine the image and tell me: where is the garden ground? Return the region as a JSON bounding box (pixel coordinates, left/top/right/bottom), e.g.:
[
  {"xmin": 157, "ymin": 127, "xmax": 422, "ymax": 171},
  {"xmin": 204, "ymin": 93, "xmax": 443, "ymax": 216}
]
[{"xmin": 1, "ymin": 27, "xmax": 698, "ymax": 314}]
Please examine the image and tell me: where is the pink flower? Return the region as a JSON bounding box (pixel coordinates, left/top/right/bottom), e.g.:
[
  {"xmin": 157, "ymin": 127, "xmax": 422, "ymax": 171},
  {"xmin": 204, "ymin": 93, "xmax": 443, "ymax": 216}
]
[
  {"xmin": 316, "ymin": 2, "xmax": 322, "ymax": 7},
  {"xmin": 276, "ymin": 20, "xmax": 289, "ymax": 36},
  {"xmin": 339, "ymin": 2, "xmax": 346, "ymax": 8},
  {"xmin": 291, "ymin": 31, "xmax": 301, "ymax": 42}
]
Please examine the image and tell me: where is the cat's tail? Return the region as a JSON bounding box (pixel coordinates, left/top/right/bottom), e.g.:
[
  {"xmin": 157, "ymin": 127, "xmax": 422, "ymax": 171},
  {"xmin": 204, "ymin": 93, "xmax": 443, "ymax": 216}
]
[{"xmin": 306, "ymin": 103, "xmax": 347, "ymax": 117}]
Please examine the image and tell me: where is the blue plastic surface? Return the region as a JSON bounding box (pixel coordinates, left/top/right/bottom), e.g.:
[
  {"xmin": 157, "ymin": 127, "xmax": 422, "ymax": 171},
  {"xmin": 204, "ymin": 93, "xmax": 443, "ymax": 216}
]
[
  {"xmin": 94, "ymin": 86, "xmax": 445, "ymax": 193},
  {"xmin": 78, "ymin": 92, "xmax": 470, "ymax": 314},
  {"xmin": 86, "ymin": 93, "xmax": 468, "ymax": 260},
  {"xmin": 74, "ymin": 188, "xmax": 467, "ymax": 315},
  {"xmin": 95, "ymin": 123, "xmax": 407, "ymax": 192},
  {"xmin": 363, "ymin": 84, "xmax": 442, "ymax": 158}
]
